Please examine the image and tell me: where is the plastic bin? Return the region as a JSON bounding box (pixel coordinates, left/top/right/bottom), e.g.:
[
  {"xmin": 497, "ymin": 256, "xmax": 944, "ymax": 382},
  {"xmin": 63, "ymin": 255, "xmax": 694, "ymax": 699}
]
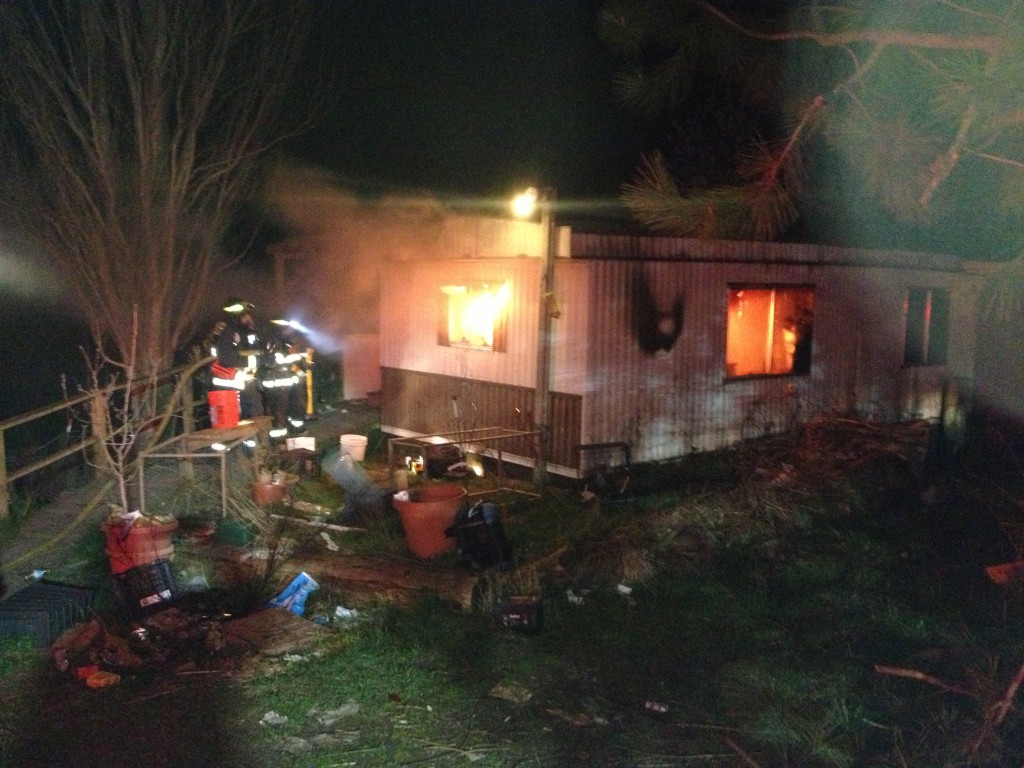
[
  {"xmin": 114, "ymin": 560, "xmax": 175, "ymax": 610},
  {"xmin": 102, "ymin": 517, "xmax": 178, "ymax": 575},
  {"xmin": 340, "ymin": 433, "xmax": 368, "ymax": 461}
]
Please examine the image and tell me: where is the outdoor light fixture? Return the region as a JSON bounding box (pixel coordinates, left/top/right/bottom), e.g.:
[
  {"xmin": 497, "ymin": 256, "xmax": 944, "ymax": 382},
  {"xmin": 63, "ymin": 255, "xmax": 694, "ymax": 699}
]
[
  {"xmin": 512, "ymin": 185, "xmax": 557, "ymax": 491},
  {"xmin": 511, "ymin": 187, "xmax": 540, "ymax": 218}
]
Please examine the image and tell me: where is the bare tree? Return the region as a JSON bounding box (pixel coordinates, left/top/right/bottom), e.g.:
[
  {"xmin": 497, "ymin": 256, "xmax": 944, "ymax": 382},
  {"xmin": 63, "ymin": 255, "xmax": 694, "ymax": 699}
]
[
  {"xmin": 601, "ymin": 0, "xmax": 1024, "ymax": 260},
  {"xmin": 0, "ymin": 0, "xmax": 314, "ymax": 377}
]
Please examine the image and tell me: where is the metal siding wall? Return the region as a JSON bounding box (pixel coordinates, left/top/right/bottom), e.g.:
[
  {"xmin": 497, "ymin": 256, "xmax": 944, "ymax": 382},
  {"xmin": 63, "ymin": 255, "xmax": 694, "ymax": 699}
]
[
  {"xmin": 571, "ymin": 233, "xmax": 965, "ymax": 271},
  {"xmin": 436, "ymin": 216, "xmax": 544, "ymax": 259},
  {"xmin": 574, "ymin": 260, "xmax": 708, "ymax": 462},
  {"xmin": 566, "ymin": 255, "xmax": 980, "ymax": 469},
  {"xmin": 548, "ymin": 261, "xmax": 591, "ymax": 397},
  {"xmin": 381, "ymin": 258, "xmax": 538, "ymax": 388},
  {"xmin": 380, "ymin": 229, "xmax": 982, "ymax": 473}
]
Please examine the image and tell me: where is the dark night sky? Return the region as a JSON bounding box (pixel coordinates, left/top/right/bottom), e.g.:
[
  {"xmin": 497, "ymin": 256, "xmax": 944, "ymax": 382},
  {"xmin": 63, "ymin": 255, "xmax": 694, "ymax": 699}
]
[
  {"xmin": 281, "ymin": 0, "xmax": 654, "ymax": 222},
  {"xmin": 274, "ymin": 1, "xmax": 1021, "ymax": 258}
]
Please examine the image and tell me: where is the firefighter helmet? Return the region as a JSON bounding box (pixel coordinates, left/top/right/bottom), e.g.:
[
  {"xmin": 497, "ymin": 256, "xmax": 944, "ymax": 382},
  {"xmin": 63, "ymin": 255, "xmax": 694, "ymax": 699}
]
[{"xmin": 223, "ymin": 297, "xmax": 254, "ymax": 314}]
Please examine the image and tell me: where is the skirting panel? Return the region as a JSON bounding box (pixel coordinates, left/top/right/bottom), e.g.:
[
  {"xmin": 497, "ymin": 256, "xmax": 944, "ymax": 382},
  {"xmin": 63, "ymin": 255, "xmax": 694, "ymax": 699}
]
[{"xmin": 380, "ymin": 367, "xmax": 581, "ymax": 471}]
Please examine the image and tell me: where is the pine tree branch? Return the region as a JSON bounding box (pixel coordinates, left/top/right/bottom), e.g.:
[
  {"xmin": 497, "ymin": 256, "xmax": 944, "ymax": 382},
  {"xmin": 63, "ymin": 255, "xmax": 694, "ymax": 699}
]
[
  {"xmin": 690, "ymin": 0, "xmax": 1001, "ymax": 55},
  {"xmin": 759, "ymin": 95, "xmax": 823, "ymax": 191},
  {"xmin": 874, "ymin": 664, "xmax": 972, "ymax": 697},
  {"xmin": 919, "ymin": 100, "xmax": 977, "ymax": 207},
  {"xmin": 966, "ymin": 149, "xmax": 1024, "ymax": 171},
  {"xmin": 918, "ymin": 0, "xmax": 1013, "ymax": 207}
]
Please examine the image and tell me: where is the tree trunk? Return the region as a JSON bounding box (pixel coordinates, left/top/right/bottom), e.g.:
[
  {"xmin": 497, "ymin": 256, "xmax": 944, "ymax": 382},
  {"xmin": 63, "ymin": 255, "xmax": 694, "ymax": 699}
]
[
  {"xmin": 296, "ymin": 553, "xmax": 481, "ymax": 611},
  {"xmin": 216, "ymin": 551, "xmax": 481, "ymax": 612}
]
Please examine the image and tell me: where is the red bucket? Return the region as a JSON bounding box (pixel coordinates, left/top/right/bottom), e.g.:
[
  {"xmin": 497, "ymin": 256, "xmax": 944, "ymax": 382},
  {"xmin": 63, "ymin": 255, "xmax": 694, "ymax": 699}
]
[
  {"xmin": 102, "ymin": 517, "xmax": 178, "ymax": 575},
  {"xmin": 208, "ymin": 390, "xmax": 240, "ymax": 428}
]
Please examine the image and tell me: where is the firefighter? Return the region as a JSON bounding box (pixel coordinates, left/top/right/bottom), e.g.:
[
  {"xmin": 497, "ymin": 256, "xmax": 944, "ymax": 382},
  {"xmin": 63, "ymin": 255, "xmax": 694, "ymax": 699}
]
[
  {"xmin": 261, "ymin": 316, "xmax": 309, "ymax": 439},
  {"xmin": 209, "ymin": 298, "xmax": 264, "ymax": 419}
]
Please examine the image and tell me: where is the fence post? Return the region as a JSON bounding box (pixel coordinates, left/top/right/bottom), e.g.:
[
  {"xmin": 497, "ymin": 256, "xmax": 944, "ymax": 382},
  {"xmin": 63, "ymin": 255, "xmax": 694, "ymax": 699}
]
[
  {"xmin": 180, "ymin": 375, "xmax": 196, "ymax": 481},
  {"xmin": 0, "ymin": 430, "xmax": 9, "ymax": 519},
  {"xmin": 182, "ymin": 375, "xmax": 195, "ymax": 436}
]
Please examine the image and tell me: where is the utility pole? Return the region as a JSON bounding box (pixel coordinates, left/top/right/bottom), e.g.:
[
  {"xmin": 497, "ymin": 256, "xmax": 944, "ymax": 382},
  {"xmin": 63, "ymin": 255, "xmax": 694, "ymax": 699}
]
[{"xmin": 533, "ymin": 187, "xmax": 557, "ymax": 491}]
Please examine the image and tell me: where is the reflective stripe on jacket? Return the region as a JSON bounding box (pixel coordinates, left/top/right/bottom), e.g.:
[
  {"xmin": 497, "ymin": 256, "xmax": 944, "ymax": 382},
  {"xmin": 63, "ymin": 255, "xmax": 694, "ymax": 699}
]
[
  {"xmin": 211, "ymin": 362, "xmax": 236, "ymax": 380},
  {"xmin": 211, "ymin": 361, "xmax": 247, "ymax": 390}
]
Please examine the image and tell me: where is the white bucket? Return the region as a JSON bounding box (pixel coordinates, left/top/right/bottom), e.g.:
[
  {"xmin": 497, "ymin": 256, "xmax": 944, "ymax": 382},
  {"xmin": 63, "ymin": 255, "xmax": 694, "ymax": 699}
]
[{"xmin": 340, "ymin": 434, "xmax": 368, "ymax": 461}]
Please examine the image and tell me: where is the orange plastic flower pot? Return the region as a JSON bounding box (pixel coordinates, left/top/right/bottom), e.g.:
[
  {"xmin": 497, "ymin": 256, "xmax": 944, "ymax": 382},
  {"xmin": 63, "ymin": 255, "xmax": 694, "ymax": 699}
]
[{"xmin": 392, "ymin": 483, "xmax": 466, "ymax": 558}]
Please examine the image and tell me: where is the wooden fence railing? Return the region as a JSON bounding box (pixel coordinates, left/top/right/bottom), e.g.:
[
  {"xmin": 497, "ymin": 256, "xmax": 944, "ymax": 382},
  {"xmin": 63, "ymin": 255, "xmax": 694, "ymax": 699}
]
[{"xmin": 0, "ymin": 358, "xmax": 213, "ymax": 519}]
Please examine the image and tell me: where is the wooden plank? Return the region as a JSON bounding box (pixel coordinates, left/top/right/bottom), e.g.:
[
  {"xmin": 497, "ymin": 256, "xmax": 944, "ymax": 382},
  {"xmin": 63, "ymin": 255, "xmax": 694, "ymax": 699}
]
[
  {"xmin": 184, "ymin": 420, "xmax": 261, "ymax": 451},
  {"xmin": 220, "ymin": 606, "xmax": 327, "ymax": 656},
  {"xmin": 207, "ymin": 548, "xmax": 480, "ymax": 612},
  {"xmin": 286, "ymin": 553, "xmax": 480, "ymax": 612}
]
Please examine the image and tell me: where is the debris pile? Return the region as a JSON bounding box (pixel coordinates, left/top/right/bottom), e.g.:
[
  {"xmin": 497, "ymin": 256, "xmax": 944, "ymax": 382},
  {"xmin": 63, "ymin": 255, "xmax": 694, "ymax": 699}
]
[
  {"xmin": 741, "ymin": 415, "xmax": 931, "ymax": 514},
  {"xmin": 48, "ymin": 595, "xmax": 332, "ymax": 687},
  {"xmin": 795, "ymin": 415, "xmax": 931, "ymax": 477}
]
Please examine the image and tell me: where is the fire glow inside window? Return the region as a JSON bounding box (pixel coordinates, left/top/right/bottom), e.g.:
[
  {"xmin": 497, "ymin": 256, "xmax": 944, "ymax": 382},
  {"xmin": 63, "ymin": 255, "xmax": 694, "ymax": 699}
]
[
  {"xmin": 439, "ymin": 281, "xmax": 509, "ymax": 352},
  {"xmin": 726, "ymin": 285, "xmax": 815, "ymax": 378},
  {"xmin": 904, "ymin": 287, "xmax": 949, "ymax": 366}
]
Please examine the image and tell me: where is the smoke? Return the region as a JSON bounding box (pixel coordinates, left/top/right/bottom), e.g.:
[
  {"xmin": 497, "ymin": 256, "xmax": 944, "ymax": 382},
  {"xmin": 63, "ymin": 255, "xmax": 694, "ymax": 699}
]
[
  {"xmin": 260, "ymin": 162, "xmax": 454, "ymax": 351},
  {"xmin": 0, "ymin": 231, "xmax": 76, "ymax": 310}
]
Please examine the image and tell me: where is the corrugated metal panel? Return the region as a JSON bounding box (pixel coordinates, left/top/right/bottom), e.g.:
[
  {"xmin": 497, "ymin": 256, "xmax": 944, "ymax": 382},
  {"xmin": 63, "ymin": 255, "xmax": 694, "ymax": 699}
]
[
  {"xmin": 381, "ymin": 258, "xmax": 538, "ymax": 389},
  {"xmin": 570, "ymin": 233, "xmax": 966, "ymax": 271},
  {"xmin": 381, "ymin": 367, "xmax": 581, "ymax": 472},
  {"xmin": 574, "ymin": 259, "xmax": 735, "ymax": 463},
  {"xmin": 561, "ymin": 256, "xmax": 978, "ymax": 468},
  {"xmin": 437, "ymin": 216, "xmax": 544, "ymax": 259},
  {"xmin": 0, "ymin": 582, "xmax": 94, "ymax": 647}
]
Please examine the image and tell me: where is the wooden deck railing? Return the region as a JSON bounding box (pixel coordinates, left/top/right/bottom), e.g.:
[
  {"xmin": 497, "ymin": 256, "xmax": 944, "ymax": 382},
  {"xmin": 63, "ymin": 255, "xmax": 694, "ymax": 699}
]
[{"xmin": 0, "ymin": 358, "xmax": 213, "ymax": 518}]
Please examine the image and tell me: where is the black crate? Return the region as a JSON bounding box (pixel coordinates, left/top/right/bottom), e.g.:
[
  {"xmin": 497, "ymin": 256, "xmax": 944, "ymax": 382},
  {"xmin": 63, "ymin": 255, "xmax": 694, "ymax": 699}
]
[
  {"xmin": 114, "ymin": 560, "xmax": 175, "ymax": 610},
  {"xmin": 494, "ymin": 595, "xmax": 543, "ymax": 633},
  {"xmin": 283, "ymin": 448, "xmax": 320, "ymax": 478},
  {"xmin": 425, "ymin": 443, "xmax": 462, "ymax": 479},
  {"xmin": 0, "ymin": 581, "xmax": 94, "ymax": 647}
]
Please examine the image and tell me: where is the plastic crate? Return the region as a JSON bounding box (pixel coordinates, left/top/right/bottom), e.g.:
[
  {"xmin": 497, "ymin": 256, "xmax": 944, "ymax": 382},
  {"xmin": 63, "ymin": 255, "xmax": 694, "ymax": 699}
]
[
  {"xmin": 493, "ymin": 594, "xmax": 543, "ymax": 633},
  {"xmin": 0, "ymin": 581, "xmax": 94, "ymax": 647},
  {"xmin": 114, "ymin": 559, "xmax": 175, "ymax": 610}
]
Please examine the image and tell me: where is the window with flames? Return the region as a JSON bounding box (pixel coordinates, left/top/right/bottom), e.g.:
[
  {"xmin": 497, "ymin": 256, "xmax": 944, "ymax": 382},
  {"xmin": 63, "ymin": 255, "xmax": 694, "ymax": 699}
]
[
  {"xmin": 726, "ymin": 285, "xmax": 815, "ymax": 378},
  {"xmin": 438, "ymin": 281, "xmax": 510, "ymax": 352}
]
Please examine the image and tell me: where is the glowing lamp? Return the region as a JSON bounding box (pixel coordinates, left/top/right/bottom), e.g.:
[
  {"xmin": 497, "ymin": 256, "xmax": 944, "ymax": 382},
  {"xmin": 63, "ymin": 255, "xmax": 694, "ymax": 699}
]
[{"xmin": 511, "ymin": 187, "xmax": 539, "ymax": 219}]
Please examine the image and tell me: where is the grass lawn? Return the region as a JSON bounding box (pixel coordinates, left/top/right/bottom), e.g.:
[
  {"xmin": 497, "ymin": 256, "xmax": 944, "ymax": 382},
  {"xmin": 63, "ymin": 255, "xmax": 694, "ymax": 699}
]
[{"xmin": 2, "ymin": 422, "xmax": 1024, "ymax": 767}]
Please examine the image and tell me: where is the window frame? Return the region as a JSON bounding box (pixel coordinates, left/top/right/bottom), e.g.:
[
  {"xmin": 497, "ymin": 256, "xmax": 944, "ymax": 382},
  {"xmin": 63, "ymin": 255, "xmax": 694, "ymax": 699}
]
[
  {"xmin": 903, "ymin": 286, "xmax": 949, "ymax": 367},
  {"xmin": 437, "ymin": 280, "xmax": 509, "ymax": 353},
  {"xmin": 725, "ymin": 283, "xmax": 815, "ymax": 379}
]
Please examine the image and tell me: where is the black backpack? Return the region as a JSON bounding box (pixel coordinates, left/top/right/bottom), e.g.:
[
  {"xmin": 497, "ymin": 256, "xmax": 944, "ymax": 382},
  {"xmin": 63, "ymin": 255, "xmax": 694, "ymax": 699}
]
[{"xmin": 445, "ymin": 501, "xmax": 514, "ymax": 570}]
